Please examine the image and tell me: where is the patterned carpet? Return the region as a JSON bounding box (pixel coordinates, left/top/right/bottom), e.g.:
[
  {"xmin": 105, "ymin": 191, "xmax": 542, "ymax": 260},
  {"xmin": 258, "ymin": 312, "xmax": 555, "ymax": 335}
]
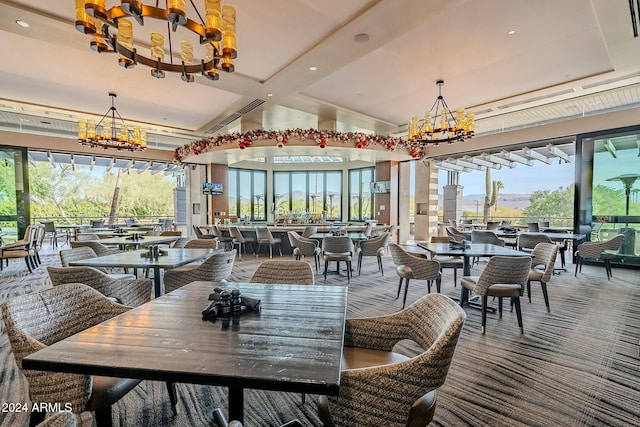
[{"xmin": 1, "ymin": 245, "xmax": 639, "ymax": 426}]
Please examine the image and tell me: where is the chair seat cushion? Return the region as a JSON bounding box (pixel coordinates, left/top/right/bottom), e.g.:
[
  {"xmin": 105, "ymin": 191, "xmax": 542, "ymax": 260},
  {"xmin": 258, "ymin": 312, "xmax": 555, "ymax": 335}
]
[
  {"xmin": 86, "ymin": 376, "xmax": 141, "ymax": 411},
  {"xmin": 106, "ymin": 273, "xmax": 136, "ymax": 280},
  {"xmin": 168, "ymin": 263, "xmax": 201, "ymax": 273},
  {"xmin": 528, "ymin": 268, "xmax": 544, "ymax": 281},
  {"xmin": 396, "ymin": 265, "xmax": 414, "ymax": 279},
  {"xmin": 487, "ymin": 284, "xmax": 521, "ymax": 297},
  {"xmin": 460, "ymin": 276, "xmax": 479, "ymax": 290},
  {"xmin": 318, "ymin": 347, "xmax": 437, "ymax": 427},
  {"xmin": 324, "ymin": 253, "xmax": 352, "ymax": 261}
]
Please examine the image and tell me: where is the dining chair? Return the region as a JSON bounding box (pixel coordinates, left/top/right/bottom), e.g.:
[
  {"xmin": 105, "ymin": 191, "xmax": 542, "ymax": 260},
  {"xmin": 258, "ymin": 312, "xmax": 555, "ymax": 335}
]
[
  {"xmin": 445, "ymin": 226, "xmax": 466, "ymax": 243},
  {"xmin": 1, "ymin": 283, "xmax": 177, "ymax": 427},
  {"xmin": 321, "ymin": 235, "xmax": 355, "ymax": 283},
  {"xmin": 76, "ymin": 233, "xmax": 100, "ymax": 241},
  {"xmin": 47, "ymin": 266, "xmax": 153, "ymax": 307},
  {"xmin": 499, "ymin": 220, "xmax": 512, "ymax": 228},
  {"xmin": 388, "ymin": 243, "xmax": 441, "ymax": 309},
  {"xmin": 429, "ymin": 236, "xmax": 463, "ymax": 287},
  {"xmin": 0, "ymin": 225, "xmax": 38, "ymax": 273},
  {"xmin": 211, "ymin": 225, "xmax": 234, "ymax": 249},
  {"xmin": 163, "ymin": 249, "xmax": 236, "ymax": 293},
  {"xmin": 301, "ymin": 225, "xmax": 318, "ymax": 238},
  {"xmin": 229, "ymin": 226, "xmax": 256, "ymax": 258},
  {"xmin": 460, "ymin": 256, "xmax": 532, "ymax": 334},
  {"xmin": 40, "ymin": 220, "xmax": 68, "ymax": 248},
  {"xmin": 70, "ymin": 240, "xmax": 121, "ymax": 257},
  {"xmin": 538, "ymin": 221, "xmax": 550, "ymax": 231},
  {"xmin": 527, "ymin": 242, "xmax": 558, "ymax": 312},
  {"xmin": 250, "ymin": 260, "xmax": 315, "ymax": 285},
  {"xmin": 33, "ymin": 224, "xmax": 46, "ymax": 267},
  {"xmin": 317, "ymin": 293, "xmax": 466, "ymax": 427},
  {"xmin": 170, "ymin": 237, "xmax": 193, "ymax": 248},
  {"xmin": 517, "ymin": 232, "xmax": 553, "ymax": 252},
  {"xmin": 471, "ymin": 230, "xmax": 505, "ymax": 246},
  {"xmin": 287, "ymin": 231, "xmax": 321, "ymax": 272},
  {"xmin": 193, "ymin": 225, "xmax": 222, "ymax": 239},
  {"xmin": 574, "ymin": 234, "xmax": 625, "ymax": 280},
  {"xmin": 183, "ymin": 238, "xmax": 219, "ymax": 249},
  {"xmin": 356, "ymin": 231, "xmax": 390, "ymax": 276},
  {"xmin": 36, "ymin": 411, "xmax": 78, "ymax": 427},
  {"xmin": 590, "ymin": 222, "xmax": 603, "ymax": 241},
  {"xmin": 485, "ymin": 221, "xmax": 501, "ymax": 230},
  {"xmin": 527, "ymin": 222, "xmax": 540, "ymax": 232},
  {"xmin": 255, "ymin": 226, "xmax": 283, "ymax": 258},
  {"xmin": 90, "ymin": 219, "xmax": 105, "ymax": 228},
  {"xmin": 59, "ymin": 247, "xmax": 135, "ymax": 280}
]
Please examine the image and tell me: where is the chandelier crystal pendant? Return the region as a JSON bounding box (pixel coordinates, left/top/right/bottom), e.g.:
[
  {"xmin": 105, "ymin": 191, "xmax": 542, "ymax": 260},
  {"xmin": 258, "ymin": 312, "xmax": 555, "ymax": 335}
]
[
  {"xmin": 77, "ymin": 93, "xmax": 147, "ymax": 151},
  {"xmin": 407, "ymin": 80, "xmax": 474, "ymax": 145},
  {"xmin": 74, "ymin": 0, "xmax": 237, "ymax": 82}
]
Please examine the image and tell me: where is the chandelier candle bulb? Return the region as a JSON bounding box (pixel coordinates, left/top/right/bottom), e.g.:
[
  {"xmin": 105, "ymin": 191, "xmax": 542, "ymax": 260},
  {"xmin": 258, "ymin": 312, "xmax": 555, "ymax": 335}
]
[{"xmin": 205, "ymin": 0, "xmax": 223, "ymax": 41}]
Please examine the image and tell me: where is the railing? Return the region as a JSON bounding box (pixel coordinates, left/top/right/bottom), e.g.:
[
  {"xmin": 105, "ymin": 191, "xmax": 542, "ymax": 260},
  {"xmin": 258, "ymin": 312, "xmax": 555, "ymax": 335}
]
[
  {"xmin": 445, "ymin": 215, "xmax": 575, "ymax": 227},
  {"xmin": 31, "ymin": 215, "xmax": 172, "ymax": 226}
]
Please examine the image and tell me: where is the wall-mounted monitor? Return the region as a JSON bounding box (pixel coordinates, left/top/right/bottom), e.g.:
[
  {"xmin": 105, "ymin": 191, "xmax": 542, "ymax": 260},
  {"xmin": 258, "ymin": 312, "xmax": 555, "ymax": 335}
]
[
  {"xmin": 371, "ymin": 181, "xmax": 391, "ymax": 194},
  {"xmin": 202, "ymin": 182, "xmax": 223, "ymax": 195}
]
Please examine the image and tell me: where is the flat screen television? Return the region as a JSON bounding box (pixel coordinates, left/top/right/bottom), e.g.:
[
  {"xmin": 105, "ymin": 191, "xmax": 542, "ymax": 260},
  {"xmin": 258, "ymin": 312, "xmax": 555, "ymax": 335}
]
[
  {"xmin": 202, "ymin": 182, "xmax": 223, "ymax": 195},
  {"xmin": 371, "ymin": 181, "xmax": 391, "ymax": 193}
]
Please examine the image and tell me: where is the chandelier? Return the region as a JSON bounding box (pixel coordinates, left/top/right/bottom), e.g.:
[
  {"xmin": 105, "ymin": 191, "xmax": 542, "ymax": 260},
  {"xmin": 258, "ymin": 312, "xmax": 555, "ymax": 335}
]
[
  {"xmin": 77, "ymin": 93, "xmax": 147, "ymax": 151},
  {"xmin": 407, "ymin": 80, "xmax": 474, "ymax": 145},
  {"xmin": 74, "ymin": 0, "xmax": 237, "ymax": 82}
]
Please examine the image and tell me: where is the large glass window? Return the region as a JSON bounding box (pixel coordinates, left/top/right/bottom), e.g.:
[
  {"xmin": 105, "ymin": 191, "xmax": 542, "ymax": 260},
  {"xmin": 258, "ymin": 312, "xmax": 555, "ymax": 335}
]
[
  {"xmin": 274, "ymin": 171, "xmax": 342, "ymax": 221},
  {"xmin": 228, "ymin": 168, "xmax": 267, "ymax": 221},
  {"xmin": 349, "ymin": 167, "xmax": 374, "ymax": 221}
]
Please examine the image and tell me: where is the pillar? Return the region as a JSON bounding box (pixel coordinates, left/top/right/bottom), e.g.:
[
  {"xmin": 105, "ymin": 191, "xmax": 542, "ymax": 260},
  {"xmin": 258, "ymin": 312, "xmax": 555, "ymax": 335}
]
[{"xmin": 414, "ymin": 160, "xmax": 439, "ymax": 240}]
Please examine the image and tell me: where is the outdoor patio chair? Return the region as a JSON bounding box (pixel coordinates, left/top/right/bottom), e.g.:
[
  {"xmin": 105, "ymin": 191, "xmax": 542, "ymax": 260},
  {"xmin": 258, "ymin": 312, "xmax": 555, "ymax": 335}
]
[
  {"xmin": 90, "ymin": 219, "xmax": 105, "ymax": 228},
  {"xmin": 40, "ymin": 220, "xmax": 68, "ymax": 248},
  {"xmin": 0, "ymin": 225, "xmax": 38, "ymax": 273},
  {"xmin": 317, "ymin": 293, "xmax": 466, "ymax": 427},
  {"xmin": 574, "ymin": 234, "xmax": 625, "ymax": 280},
  {"xmin": 1, "ymin": 283, "xmax": 177, "ymax": 427}
]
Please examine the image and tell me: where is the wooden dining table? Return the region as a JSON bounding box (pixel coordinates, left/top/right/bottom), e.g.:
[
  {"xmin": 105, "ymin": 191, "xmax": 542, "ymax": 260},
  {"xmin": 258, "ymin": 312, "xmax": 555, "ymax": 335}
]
[
  {"xmin": 22, "ymin": 281, "xmax": 348, "ymax": 424},
  {"xmin": 69, "ymin": 248, "xmax": 219, "ymax": 297}
]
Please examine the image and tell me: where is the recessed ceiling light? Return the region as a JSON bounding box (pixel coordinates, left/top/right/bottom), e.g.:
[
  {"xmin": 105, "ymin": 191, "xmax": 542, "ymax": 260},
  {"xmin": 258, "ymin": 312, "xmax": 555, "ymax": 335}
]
[
  {"xmin": 15, "ymin": 20, "xmax": 30, "ymax": 28},
  {"xmin": 354, "ymin": 33, "xmax": 369, "ymax": 43},
  {"xmin": 308, "ymin": 66, "xmax": 317, "ymax": 71},
  {"xmin": 267, "ymin": 93, "xmax": 273, "ymax": 97},
  {"xmin": 507, "ymin": 30, "xmax": 516, "ymax": 35}
]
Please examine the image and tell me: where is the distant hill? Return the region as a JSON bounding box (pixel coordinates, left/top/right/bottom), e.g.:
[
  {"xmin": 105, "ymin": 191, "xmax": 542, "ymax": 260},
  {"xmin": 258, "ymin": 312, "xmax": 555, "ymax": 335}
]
[{"xmin": 438, "ymin": 193, "xmax": 532, "ymax": 210}]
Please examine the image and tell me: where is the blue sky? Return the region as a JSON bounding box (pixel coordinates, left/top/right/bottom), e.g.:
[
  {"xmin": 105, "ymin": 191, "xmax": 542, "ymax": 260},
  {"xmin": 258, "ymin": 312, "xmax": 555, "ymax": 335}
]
[{"xmin": 438, "ymin": 160, "xmax": 575, "ymax": 196}]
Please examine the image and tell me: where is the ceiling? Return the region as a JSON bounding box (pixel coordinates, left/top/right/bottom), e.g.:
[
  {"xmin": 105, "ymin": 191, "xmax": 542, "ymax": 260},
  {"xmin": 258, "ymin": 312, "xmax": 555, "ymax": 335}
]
[{"xmin": 1, "ymin": 0, "xmax": 640, "ymax": 166}]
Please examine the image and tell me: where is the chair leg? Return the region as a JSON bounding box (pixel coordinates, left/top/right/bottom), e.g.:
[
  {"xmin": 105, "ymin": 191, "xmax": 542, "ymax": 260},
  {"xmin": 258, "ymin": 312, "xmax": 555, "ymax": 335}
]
[
  {"xmin": 396, "ymin": 277, "xmax": 403, "ymax": 299},
  {"xmin": 166, "ymin": 382, "xmax": 178, "ymax": 416},
  {"xmin": 481, "ymin": 295, "xmax": 488, "ymax": 334},
  {"xmin": 606, "ymin": 260, "xmax": 613, "ymax": 280},
  {"xmin": 347, "ymin": 261, "xmax": 351, "ymax": 284},
  {"xmin": 29, "ymin": 410, "xmax": 46, "ymax": 427},
  {"xmin": 459, "ymin": 287, "xmax": 468, "ymax": 307},
  {"xmin": 378, "ymin": 255, "xmax": 384, "ymax": 276},
  {"xmin": 402, "ymin": 278, "xmax": 410, "ymax": 309},
  {"xmin": 574, "ymin": 256, "xmax": 580, "ymax": 276},
  {"xmin": 24, "ymin": 257, "xmax": 32, "ymax": 273},
  {"xmin": 498, "ymin": 297, "xmax": 503, "ymax": 318},
  {"xmin": 527, "ymin": 280, "xmax": 532, "ymax": 303},
  {"xmin": 357, "ymin": 254, "xmax": 363, "ymax": 276},
  {"xmin": 324, "ymin": 260, "xmax": 329, "ymax": 282},
  {"xmin": 436, "ymin": 277, "xmax": 441, "ymax": 293},
  {"xmin": 94, "ymin": 407, "xmax": 113, "ymax": 427},
  {"xmin": 513, "ymin": 296, "xmax": 524, "ymax": 334},
  {"xmin": 426, "ymin": 280, "xmax": 431, "ymax": 294},
  {"xmin": 540, "ymin": 281, "xmax": 550, "ymax": 312},
  {"xmin": 453, "ymin": 268, "xmax": 457, "ymax": 287}
]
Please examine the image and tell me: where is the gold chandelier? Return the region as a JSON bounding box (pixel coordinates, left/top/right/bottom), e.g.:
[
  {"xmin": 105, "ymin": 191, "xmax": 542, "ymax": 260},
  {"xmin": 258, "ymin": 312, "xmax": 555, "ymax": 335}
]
[
  {"xmin": 77, "ymin": 93, "xmax": 147, "ymax": 151},
  {"xmin": 407, "ymin": 80, "xmax": 474, "ymax": 145},
  {"xmin": 74, "ymin": 0, "xmax": 237, "ymax": 82}
]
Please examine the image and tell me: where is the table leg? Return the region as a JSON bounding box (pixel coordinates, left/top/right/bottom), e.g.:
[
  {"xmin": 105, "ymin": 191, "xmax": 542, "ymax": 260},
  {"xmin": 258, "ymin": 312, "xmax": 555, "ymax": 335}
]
[
  {"xmin": 228, "ymin": 386, "xmax": 244, "ymax": 424},
  {"xmin": 153, "ymin": 267, "xmax": 162, "ymax": 298}
]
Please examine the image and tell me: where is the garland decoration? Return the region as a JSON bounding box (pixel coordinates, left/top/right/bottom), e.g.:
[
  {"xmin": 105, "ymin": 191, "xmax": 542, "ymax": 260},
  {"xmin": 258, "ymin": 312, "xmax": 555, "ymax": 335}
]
[{"xmin": 173, "ymin": 128, "xmax": 425, "ymax": 162}]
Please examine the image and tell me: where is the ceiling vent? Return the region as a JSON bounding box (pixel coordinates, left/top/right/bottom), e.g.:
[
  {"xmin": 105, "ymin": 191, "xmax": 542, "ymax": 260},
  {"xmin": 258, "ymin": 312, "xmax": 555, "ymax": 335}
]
[
  {"xmin": 581, "ymin": 71, "xmax": 640, "ymax": 90},
  {"xmin": 205, "ymin": 99, "xmax": 266, "ymax": 133},
  {"xmin": 496, "ymin": 89, "xmax": 575, "ymax": 110},
  {"xmin": 237, "ymin": 99, "xmax": 265, "ymax": 114}
]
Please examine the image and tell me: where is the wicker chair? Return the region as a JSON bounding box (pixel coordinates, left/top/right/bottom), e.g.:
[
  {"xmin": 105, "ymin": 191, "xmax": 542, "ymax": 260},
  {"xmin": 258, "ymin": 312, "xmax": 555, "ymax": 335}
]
[
  {"xmin": 193, "ymin": 225, "xmax": 217, "ymax": 240},
  {"xmin": 250, "ymin": 260, "xmax": 315, "ymax": 285},
  {"xmin": 322, "ymin": 235, "xmax": 355, "ymax": 284},
  {"xmin": 76, "ymin": 233, "xmax": 100, "ymax": 242},
  {"xmin": 460, "ymin": 256, "xmax": 532, "ymax": 334},
  {"xmin": 163, "ymin": 250, "xmax": 236, "ymax": 293},
  {"xmin": 445, "ymin": 226, "xmax": 466, "ymax": 243},
  {"xmin": 47, "ymin": 266, "xmax": 153, "ymax": 307},
  {"xmin": 229, "ymin": 226, "xmax": 255, "ymax": 258},
  {"xmin": 574, "ymin": 234, "xmax": 625, "ymax": 280},
  {"xmin": 527, "ymin": 242, "xmax": 558, "ymax": 312},
  {"xmin": 471, "ymin": 230, "xmax": 505, "ymax": 246},
  {"xmin": 59, "ymin": 247, "xmax": 134, "ymax": 280},
  {"xmin": 1, "ymin": 283, "xmax": 177, "ymax": 427},
  {"xmin": 517, "ymin": 232, "xmax": 553, "ymax": 252},
  {"xmin": 255, "ymin": 227, "xmax": 283, "ymax": 258},
  {"xmin": 184, "ymin": 238, "xmax": 219, "ymax": 249},
  {"xmin": 317, "ymin": 293, "xmax": 466, "ymax": 427},
  {"xmin": 356, "ymin": 232, "xmax": 390, "ymax": 276},
  {"xmin": 287, "ymin": 231, "xmax": 321, "ymax": 272},
  {"xmin": 70, "ymin": 240, "xmax": 120, "ymax": 257},
  {"xmin": 211, "ymin": 225, "xmax": 234, "ymax": 249},
  {"xmin": 388, "ymin": 243, "xmax": 441, "ymax": 309},
  {"xmin": 36, "ymin": 412, "xmax": 78, "ymax": 427},
  {"xmin": 301, "ymin": 225, "xmax": 318, "ymax": 238},
  {"xmin": 171, "ymin": 237, "xmax": 193, "ymax": 248}
]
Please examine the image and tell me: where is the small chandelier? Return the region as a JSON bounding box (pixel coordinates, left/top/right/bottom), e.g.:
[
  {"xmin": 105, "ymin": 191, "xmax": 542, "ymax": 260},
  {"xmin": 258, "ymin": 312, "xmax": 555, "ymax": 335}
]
[
  {"xmin": 77, "ymin": 93, "xmax": 147, "ymax": 151},
  {"xmin": 74, "ymin": 0, "xmax": 237, "ymax": 82},
  {"xmin": 407, "ymin": 80, "xmax": 474, "ymax": 145}
]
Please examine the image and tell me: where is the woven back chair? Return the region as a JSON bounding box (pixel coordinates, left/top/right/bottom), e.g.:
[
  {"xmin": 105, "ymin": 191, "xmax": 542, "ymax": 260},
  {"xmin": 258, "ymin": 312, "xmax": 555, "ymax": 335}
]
[
  {"xmin": 70, "ymin": 240, "xmax": 120, "ymax": 257},
  {"xmin": 48, "ymin": 266, "xmax": 152, "ymax": 307},
  {"xmin": 59, "ymin": 247, "xmax": 97, "ymax": 267},
  {"xmin": 321, "ymin": 235, "xmax": 355, "ymax": 283},
  {"xmin": 184, "ymin": 238, "xmax": 219, "ymax": 249},
  {"xmin": 429, "ymin": 236, "xmax": 462, "ymax": 287},
  {"xmin": 193, "ymin": 225, "xmax": 216, "ymax": 240},
  {"xmin": 171, "ymin": 237, "xmax": 193, "ymax": 248},
  {"xmin": 527, "ymin": 242, "xmax": 558, "ymax": 312},
  {"xmin": 388, "ymin": 243, "xmax": 441, "ymax": 309},
  {"xmin": 250, "ymin": 260, "xmax": 315, "ymax": 285},
  {"xmin": 471, "ymin": 230, "xmax": 505, "ymax": 246},
  {"xmin": 356, "ymin": 232, "xmax": 390, "ymax": 276},
  {"xmin": 574, "ymin": 234, "xmax": 625, "ymax": 280},
  {"xmin": 287, "ymin": 231, "xmax": 321, "ymax": 272},
  {"xmin": 317, "ymin": 293, "xmax": 466, "ymax": 427},
  {"xmin": 460, "ymin": 256, "xmax": 532, "ymax": 334},
  {"xmin": 164, "ymin": 250, "xmax": 236, "ymax": 293},
  {"xmin": 1, "ymin": 283, "xmax": 177, "ymax": 427},
  {"xmin": 301, "ymin": 226, "xmax": 318, "ymax": 238},
  {"xmin": 229, "ymin": 226, "xmax": 255, "ymax": 258},
  {"xmin": 211, "ymin": 225, "xmax": 234, "ymax": 248},
  {"xmin": 517, "ymin": 233, "xmax": 553, "ymax": 252}
]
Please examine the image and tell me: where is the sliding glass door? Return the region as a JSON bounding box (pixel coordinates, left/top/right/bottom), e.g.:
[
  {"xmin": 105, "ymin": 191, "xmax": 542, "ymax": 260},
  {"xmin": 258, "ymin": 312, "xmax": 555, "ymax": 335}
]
[{"xmin": 0, "ymin": 146, "xmax": 30, "ymax": 244}]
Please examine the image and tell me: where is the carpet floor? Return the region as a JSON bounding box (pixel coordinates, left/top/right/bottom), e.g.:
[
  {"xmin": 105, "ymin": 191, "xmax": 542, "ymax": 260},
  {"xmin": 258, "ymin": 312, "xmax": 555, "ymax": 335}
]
[{"xmin": 0, "ymin": 245, "xmax": 639, "ymax": 426}]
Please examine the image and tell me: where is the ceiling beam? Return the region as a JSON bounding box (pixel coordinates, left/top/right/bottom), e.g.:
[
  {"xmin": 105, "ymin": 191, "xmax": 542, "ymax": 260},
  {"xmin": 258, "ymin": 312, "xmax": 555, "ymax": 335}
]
[
  {"xmin": 522, "ymin": 147, "xmax": 552, "ymax": 164},
  {"xmin": 501, "ymin": 150, "xmax": 532, "ymax": 166},
  {"xmin": 546, "ymin": 144, "xmax": 571, "ymax": 162}
]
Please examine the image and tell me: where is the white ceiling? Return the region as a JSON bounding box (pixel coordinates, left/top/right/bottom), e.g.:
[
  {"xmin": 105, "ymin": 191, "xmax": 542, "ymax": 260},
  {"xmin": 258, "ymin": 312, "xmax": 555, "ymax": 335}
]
[{"xmin": 1, "ymin": 0, "xmax": 640, "ymax": 165}]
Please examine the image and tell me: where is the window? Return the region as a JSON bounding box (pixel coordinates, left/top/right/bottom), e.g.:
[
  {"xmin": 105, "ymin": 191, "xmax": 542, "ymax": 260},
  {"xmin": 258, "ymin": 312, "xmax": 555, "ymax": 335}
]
[
  {"xmin": 273, "ymin": 171, "xmax": 342, "ymax": 220},
  {"xmin": 349, "ymin": 167, "xmax": 374, "ymax": 221},
  {"xmin": 227, "ymin": 168, "xmax": 267, "ymax": 221}
]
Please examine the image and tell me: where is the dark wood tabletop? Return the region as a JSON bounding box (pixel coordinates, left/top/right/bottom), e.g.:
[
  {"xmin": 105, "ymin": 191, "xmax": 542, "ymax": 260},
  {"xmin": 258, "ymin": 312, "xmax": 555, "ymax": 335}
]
[
  {"xmin": 23, "ymin": 281, "xmax": 347, "ymax": 423},
  {"xmin": 96, "ymin": 235, "xmax": 178, "ymax": 246},
  {"xmin": 310, "ymin": 232, "xmax": 368, "ymax": 241},
  {"xmin": 69, "ymin": 248, "xmax": 220, "ymax": 297}
]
